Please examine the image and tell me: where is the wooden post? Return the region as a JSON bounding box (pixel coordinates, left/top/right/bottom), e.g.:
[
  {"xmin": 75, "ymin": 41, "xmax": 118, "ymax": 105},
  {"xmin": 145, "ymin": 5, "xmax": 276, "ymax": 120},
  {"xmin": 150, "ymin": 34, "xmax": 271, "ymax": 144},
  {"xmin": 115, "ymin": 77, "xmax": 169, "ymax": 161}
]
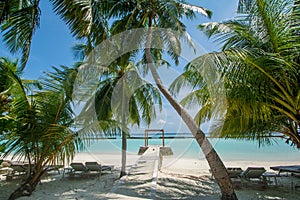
[
  {"xmin": 144, "ymin": 130, "xmax": 148, "ymax": 146},
  {"xmin": 144, "ymin": 130, "xmax": 146, "ymax": 146},
  {"xmin": 162, "ymin": 129, "xmax": 165, "ymax": 147},
  {"xmin": 146, "ymin": 130, "xmax": 148, "ymax": 146},
  {"xmin": 144, "ymin": 129, "xmax": 164, "ymax": 147}
]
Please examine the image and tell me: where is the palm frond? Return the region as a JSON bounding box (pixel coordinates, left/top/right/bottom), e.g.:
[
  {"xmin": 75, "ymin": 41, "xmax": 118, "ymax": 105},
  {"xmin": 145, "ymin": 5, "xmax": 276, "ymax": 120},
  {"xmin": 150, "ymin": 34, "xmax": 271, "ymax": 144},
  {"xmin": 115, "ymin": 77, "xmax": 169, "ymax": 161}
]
[
  {"xmin": 50, "ymin": 0, "xmax": 109, "ymax": 41},
  {"xmin": 237, "ymin": 0, "xmax": 255, "ymax": 13},
  {"xmin": 0, "ymin": 0, "xmax": 10, "ymax": 23},
  {"xmin": 1, "ymin": 0, "xmax": 40, "ymax": 69},
  {"xmin": 179, "ymin": 2, "xmax": 212, "ymax": 18},
  {"xmin": 189, "ymin": 0, "xmax": 300, "ymax": 147}
]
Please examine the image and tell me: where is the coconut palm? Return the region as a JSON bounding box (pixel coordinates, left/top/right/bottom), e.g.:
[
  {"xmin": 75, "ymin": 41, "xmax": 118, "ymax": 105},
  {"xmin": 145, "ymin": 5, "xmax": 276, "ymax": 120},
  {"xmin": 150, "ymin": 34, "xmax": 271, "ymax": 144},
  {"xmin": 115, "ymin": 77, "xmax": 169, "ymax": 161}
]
[
  {"xmin": 171, "ymin": 0, "xmax": 300, "ymax": 148},
  {"xmin": 103, "ymin": 1, "xmax": 237, "ymax": 199},
  {"xmin": 0, "ymin": 0, "xmax": 108, "ymax": 69},
  {"xmin": 73, "ymin": 42, "xmax": 162, "ymax": 177},
  {"xmin": 98, "ymin": 64, "xmax": 161, "ymax": 178},
  {"xmin": 0, "ymin": 59, "xmax": 120, "ymax": 199},
  {"xmin": 2, "ymin": 0, "xmax": 237, "ymax": 198},
  {"xmin": 0, "ymin": 62, "xmax": 81, "ymax": 199}
]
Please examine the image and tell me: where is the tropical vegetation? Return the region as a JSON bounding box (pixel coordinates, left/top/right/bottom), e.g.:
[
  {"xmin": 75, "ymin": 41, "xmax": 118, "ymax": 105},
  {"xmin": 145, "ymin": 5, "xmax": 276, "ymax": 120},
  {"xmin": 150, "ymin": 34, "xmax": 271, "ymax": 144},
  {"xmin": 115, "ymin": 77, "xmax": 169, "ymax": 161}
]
[
  {"xmin": 74, "ymin": 43, "xmax": 162, "ymax": 177},
  {"xmin": 5, "ymin": 0, "xmax": 298, "ymax": 199},
  {"xmin": 0, "ymin": 58, "xmax": 78, "ymax": 199},
  {"xmin": 171, "ymin": 0, "xmax": 300, "ymax": 148},
  {"xmin": 0, "ymin": 0, "xmax": 110, "ymax": 69},
  {"xmin": 101, "ymin": 1, "xmax": 237, "ymax": 199},
  {"xmin": 45, "ymin": 0, "xmax": 238, "ymax": 198}
]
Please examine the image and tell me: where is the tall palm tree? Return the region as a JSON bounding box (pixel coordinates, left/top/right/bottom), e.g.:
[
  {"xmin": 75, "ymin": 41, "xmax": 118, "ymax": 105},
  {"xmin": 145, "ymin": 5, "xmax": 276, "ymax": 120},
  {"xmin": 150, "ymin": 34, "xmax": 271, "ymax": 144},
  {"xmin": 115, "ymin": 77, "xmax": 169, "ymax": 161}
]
[
  {"xmin": 74, "ymin": 42, "xmax": 162, "ymax": 177},
  {"xmin": 171, "ymin": 0, "xmax": 300, "ymax": 148},
  {"xmin": 2, "ymin": 0, "xmax": 237, "ymax": 198},
  {"xmin": 104, "ymin": 1, "xmax": 237, "ymax": 199}
]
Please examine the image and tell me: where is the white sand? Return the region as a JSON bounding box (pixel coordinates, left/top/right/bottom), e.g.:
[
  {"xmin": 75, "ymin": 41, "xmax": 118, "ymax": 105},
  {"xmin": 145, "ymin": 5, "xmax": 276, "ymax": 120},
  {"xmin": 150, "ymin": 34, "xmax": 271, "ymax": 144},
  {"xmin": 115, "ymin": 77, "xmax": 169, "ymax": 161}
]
[
  {"xmin": 160, "ymin": 157, "xmax": 300, "ymax": 199},
  {"xmin": 1, "ymin": 153, "xmax": 300, "ymax": 199}
]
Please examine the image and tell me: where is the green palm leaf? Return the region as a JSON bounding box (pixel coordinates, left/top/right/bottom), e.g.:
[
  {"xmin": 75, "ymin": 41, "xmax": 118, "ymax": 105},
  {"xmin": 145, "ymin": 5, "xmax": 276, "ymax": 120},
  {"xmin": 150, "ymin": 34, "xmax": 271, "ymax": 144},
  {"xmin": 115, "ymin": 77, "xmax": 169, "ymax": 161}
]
[
  {"xmin": 1, "ymin": 0, "xmax": 40, "ymax": 69},
  {"xmin": 172, "ymin": 0, "xmax": 300, "ymax": 147}
]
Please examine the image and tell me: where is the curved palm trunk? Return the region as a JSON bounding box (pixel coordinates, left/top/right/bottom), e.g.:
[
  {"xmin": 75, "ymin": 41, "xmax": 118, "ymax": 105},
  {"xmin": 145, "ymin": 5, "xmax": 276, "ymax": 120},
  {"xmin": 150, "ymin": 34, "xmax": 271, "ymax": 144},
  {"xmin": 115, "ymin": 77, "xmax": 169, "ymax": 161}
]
[
  {"xmin": 8, "ymin": 133, "xmax": 76, "ymax": 199},
  {"xmin": 8, "ymin": 168, "xmax": 47, "ymax": 200},
  {"xmin": 145, "ymin": 24, "xmax": 237, "ymax": 200}
]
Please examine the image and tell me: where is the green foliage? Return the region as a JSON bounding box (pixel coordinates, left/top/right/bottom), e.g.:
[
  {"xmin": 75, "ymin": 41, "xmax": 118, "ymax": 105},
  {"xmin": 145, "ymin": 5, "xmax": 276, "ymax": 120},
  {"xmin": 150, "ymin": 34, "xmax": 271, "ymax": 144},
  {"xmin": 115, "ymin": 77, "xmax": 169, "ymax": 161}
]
[
  {"xmin": 172, "ymin": 0, "xmax": 300, "ymax": 147},
  {"xmin": 76, "ymin": 60, "xmax": 162, "ymax": 133},
  {"xmin": 0, "ymin": 58, "xmax": 124, "ymax": 186},
  {"xmin": 50, "ymin": 0, "xmax": 109, "ymax": 42},
  {"xmin": 0, "ymin": 0, "xmax": 40, "ymax": 69},
  {"xmin": 0, "ymin": 0, "xmax": 110, "ymax": 69},
  {"xmin": 0, "ymin": 144, "xmax": 4, "ymax": 153},
  {"xmin": 107, "ymin": 0, "xmax": 211, "ymax": 73},
  {"xmin": 0, "ymin": 61, "xmax": 82, "ymax": 165}
]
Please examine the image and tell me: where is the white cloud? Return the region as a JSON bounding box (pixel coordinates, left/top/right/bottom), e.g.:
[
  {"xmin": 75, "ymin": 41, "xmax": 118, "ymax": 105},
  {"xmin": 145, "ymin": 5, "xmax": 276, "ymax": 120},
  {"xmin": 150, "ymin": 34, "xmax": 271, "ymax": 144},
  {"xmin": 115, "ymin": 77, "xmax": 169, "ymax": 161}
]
[{"xmin": 158, "ymin": 119, "xmax": 166, "ymax": 125}]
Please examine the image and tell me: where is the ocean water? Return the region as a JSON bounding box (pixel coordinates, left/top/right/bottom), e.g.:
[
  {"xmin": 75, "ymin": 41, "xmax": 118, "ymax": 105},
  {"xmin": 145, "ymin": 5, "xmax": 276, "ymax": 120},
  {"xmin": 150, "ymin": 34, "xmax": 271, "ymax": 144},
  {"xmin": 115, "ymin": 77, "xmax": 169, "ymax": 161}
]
[{"xmin": 82, "ymin": 136, "xmax": 300, "ymax": 162}]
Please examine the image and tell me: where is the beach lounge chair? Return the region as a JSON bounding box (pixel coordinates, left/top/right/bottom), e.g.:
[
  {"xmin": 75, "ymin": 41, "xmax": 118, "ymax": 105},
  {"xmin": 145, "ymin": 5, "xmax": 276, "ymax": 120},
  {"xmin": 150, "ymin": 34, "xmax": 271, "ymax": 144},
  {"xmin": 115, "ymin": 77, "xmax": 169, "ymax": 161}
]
[
  {"xmin": 10, "ymin": 164, "xmax": 27, "ymax": 176},
  {"xmin": 270, "ymin": 165, "xmax": 300, "ymax": 189},
  {"xmin": 2, "ymin": 163, "xmax": 28, "ymax": 181},
  {"xmin": 240, "ymin": 167, "xmax": 267, "ymax": 188},
  {"xmin": 101, "ymin": 165, "xmax": 113, "ymax": 173},
  {"xmin": 224, "ymin": 167, "xmax": 244, "ymax": 189},
  {"xmin": 209, "ymin": 167, "xmax": 243, "ymax": 179},
  {"xmin": 227, "ymin": 167, "xmax": 243, "ymax": 178},
  {"xmin": 270, "ymin": 165, "xmax": 300, "ymax": 175},
  {"xmin": 0, "ymin": 161, "xmax": 13, "ymax": 177},
  {"xmin": 241, "ymin": 167, "xmax": 266, "ymax": 179},
  {"xmin": 85, "ymin": 162, "xmax": 102, "ymax": 178},
  {"xmin": 45, "ymin": 164, "xmax": 64, "ymax": 174},
  {"xmin": 85, "ymin": 162, "xmax": 113, "ymax": 173},
  {"xmin": 69, "ymin": 162, "xmax": 89, "ymax": 177}
]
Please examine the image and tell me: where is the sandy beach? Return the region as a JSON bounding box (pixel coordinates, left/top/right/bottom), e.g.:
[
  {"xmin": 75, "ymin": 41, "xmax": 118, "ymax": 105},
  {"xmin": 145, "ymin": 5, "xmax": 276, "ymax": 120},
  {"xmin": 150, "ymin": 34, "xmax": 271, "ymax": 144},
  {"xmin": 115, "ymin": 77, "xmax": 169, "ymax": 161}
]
[{"xmin": 1, "ymin": 152, "xmax": 300, "ymax": 200}]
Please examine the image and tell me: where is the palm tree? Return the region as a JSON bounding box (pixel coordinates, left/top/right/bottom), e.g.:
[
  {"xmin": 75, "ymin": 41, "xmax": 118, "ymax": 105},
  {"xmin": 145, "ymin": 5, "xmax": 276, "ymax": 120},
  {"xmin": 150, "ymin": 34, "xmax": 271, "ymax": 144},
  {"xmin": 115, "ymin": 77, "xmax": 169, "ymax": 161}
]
[
  {"xmin": 104, "ymin": 1, "xmax": 237, "ymax": 199},
  {"xmin": 0, "ymin": 60, "xmax": 84, "ymax": 199},
  {"xmin": 171, "ymin": 0, "xmax": 300, "ymax": 148},
  {"xmin": 73, "ymin": 42, "xmax": 162, "ymax": 177},
  {"xmin": 2, "ymin": 0, "xmax": 237, "ymax": 198}
]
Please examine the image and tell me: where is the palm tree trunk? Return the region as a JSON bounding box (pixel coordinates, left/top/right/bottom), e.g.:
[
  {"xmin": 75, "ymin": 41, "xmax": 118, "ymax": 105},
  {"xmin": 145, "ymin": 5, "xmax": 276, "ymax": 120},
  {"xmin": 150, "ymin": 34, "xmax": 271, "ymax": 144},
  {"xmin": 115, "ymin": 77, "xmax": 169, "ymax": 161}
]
[
  {"xmin": 145, "ymin": 23, "xmax": 237, "ymax": 200},
  {"xmin": 120, "ymin": 81, "xmax": 127, "ymax": 178},
  {"xmin": 8, "ymin": 169, "xmax": 46, "ymax": 200},
  {"xmin": 120, "ymin": 128, "xmax": 127, "ymax": 177}
]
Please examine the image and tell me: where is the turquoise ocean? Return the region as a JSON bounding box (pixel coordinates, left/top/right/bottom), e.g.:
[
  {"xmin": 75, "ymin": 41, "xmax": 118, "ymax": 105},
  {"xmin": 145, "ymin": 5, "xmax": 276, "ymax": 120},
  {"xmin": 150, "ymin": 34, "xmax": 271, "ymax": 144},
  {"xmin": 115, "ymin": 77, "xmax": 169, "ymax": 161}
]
[{"xmin": 83, "ymin": 133, "xmax": 300, "ymax": 162}]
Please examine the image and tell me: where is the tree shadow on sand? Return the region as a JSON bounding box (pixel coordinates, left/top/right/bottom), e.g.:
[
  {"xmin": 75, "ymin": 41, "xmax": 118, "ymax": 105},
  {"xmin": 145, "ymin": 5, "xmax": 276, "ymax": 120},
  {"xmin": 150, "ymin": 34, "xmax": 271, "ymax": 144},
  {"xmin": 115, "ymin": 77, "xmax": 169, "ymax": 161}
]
[{"xmin": 155, "ymin": 172, "xmax": 220, "ymax": 199}]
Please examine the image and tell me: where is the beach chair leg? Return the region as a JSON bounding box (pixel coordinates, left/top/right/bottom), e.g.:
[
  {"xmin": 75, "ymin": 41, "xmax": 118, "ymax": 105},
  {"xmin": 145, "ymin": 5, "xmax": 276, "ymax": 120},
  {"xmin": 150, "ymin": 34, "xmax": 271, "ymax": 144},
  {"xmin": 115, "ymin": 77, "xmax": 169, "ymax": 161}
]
[
  {"xmin": 6, "ymin": 175, "xmax": 13, "ymax": 181},
  {"xmin": 262, "ymin": 176, "xmax": 268, "ymax": 188},
  {"xmin": 274, "ymin": 177, "xmax": 278, "ymax": 186}
]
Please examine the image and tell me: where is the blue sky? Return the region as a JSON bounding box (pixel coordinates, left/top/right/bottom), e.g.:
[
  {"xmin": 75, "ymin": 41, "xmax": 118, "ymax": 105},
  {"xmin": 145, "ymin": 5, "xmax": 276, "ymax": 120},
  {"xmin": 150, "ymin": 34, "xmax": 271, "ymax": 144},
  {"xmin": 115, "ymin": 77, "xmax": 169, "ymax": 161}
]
[{"xmin": 0, "ymin": 0, "xmax": 239, "ymax": 134}]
